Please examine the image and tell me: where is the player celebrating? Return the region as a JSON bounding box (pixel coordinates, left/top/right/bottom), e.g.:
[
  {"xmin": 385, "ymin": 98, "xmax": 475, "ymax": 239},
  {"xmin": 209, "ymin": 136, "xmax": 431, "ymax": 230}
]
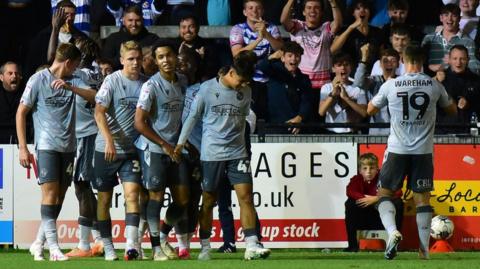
[
  {"xmin": 174, "ymin": 51, "xmax": 271, "ymax": 261},
  {"xmin": 93, "ymin": 41, "xmax": 146, "ymax": 261},
  {"xmin": 134, "ymin": 41, "xmax": 189, "ymax": 261},
  {"xmin": 367, "ymin": 45, "xmax": 457, "ymax": 260},
  {"xmin": 17, "ymin": 43, "xmax": 95, "ymax": 261}
]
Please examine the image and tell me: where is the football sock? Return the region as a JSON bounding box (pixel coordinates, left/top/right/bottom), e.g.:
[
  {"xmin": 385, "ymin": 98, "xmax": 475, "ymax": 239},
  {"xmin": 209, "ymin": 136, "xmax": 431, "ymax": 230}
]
[
  {"xmin": 377, "ymin": 198, "xmax": 397, "ymax": 236},
  {"xmin": 78, "ymin": 216, "xmax": 93, "ymax": 251},
  {"xmin": 146, "ymin": 200, "xmax": 162, "ymax": 247},
  {"xmin": 91, "ymin": 221, "xmax": 101, "ymax": 243},
  {"xmin": 417, "ymin": 206, "xmax": 433, "ymax": 254},
  {"xmin": 34, "ymin": 223, "xmax": 46, "ymax": 244},
  {"xmin": 176, "ymin": 233, "xmax": 188, "ymax": 250},
  {"xmin": 244, "ymin": 229, "xmax": 258, "ymax": 248},
  {"xmin": 125, "ymin": 213, "xmax": 140, "ymax": 250},
  {"xmin": 41, "ymin": 204, "xmax": 60, "ymax": 251},
  {"xmin": 97, "ymin": 219, "xmax": 114, "ymax": 251}
]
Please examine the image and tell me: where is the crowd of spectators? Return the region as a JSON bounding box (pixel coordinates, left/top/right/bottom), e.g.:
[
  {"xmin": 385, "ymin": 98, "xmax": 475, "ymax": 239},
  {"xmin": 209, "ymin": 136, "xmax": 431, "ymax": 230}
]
[{"xmin": 1, "ymin": 0, "xmax": 480, "ymax": 142}]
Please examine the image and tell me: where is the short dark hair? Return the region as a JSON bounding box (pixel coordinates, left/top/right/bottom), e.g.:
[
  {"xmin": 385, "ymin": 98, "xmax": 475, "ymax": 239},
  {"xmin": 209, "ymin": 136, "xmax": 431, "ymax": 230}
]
[
  {"xmin": 56, "ymin": 0, "xmax": 76, "ymax": 9},
  {"xmin": 152, "ymin": 40, "xmax": 178, "ymax": 58},
  {"xmin": 449, "ymin": 44, "xmax": 469, "ymax": 57},
  {"xmin": 332, "ymin": 52, "xmax": 352, "ymax": 65},
  {"xmin": 55, "ymin": 43, "xmax": 81, "ymax": 62},
  {"xmin": 388, "ymin": 0, "xmax": 409, "ymax": 11},
  {"xmin": 179, "ymin": 15, "xmax": 199, "ymax": 27},
  {"xmin": 75, "ymin": 38, "xmax": 100, "ymax": 66},
  {"xmin": 303, "ymin": 0, "xmax": 323, "ymax": 10},
  {"xmin": 282, "ymin": 41, "xmax": 304, "ymax": 56},
  {"xmin": 243, "ymin": 0, "xmax": 263, "ymax": 8},
  {"xmin": 124, "ymin": 5, "xmax": 143, "ymax": 18},
  {"xmin": 0, "ymin": 61, "xmax": 20, "ymax": 75},
  {"xmin": 97, "ymin": 57, "xmax": 114, "ymax": 67},
  {"xmin": 349, "ymin": 0, "xmax": 374, "ymax": 15},
  {"xmin": 390, "ymin": 23, "xmax": 411, "ymax": 38},
  {"xmin": 440, "ymin": 3, "xmax": 461, "ymax": 16},
  {"xmin": 380, "ymin": 48, "xmax": 400, "ymax": 61},
  {"xmin": 403, "ymin": 45, "xmax": 425, "ymax": 65},
  {"xmin": 232, "ymin": 51, "xmax": 257, "ymax": 80}
]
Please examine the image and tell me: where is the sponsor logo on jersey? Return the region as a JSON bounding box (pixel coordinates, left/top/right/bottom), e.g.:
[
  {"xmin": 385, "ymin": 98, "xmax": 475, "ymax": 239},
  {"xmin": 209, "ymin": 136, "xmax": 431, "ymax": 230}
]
[
  {"xmin": 160, "ymin": 100, "xmax": 183, "ymax": 112},
  {"xmin": 211, "ymin": 104, "xmax": 245, "ymax": 116},
  {"xmin": 45, "ymin": 96, "xmax": 72, "ymax": 107},
  {"xmin": 119, "ymin": 97, "xmax": 139, "ymax": 109}
]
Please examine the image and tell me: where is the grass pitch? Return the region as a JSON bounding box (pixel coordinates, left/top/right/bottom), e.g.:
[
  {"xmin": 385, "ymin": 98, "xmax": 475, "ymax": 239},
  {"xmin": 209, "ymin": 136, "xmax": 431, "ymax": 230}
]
[{"xmin": 0, "ymin": 248, "xmax": 478, "ymax": 269}]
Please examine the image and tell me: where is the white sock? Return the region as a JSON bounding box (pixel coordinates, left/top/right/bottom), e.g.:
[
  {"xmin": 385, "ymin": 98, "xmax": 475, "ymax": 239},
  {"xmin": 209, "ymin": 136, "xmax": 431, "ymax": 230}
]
[
  {"xmin": 35, "ymin": 224, "xmax": 46, "ymax": 244},
  {"xmin": 200, "ymin": 238, "xmax": 210, "ymax": 250},
  {"xmin": 159, "ymin": 232, "xmax": 168, "ymax": 243},
  {"xmin": 378, "ymin": 200, "xmax": 398, "ymax": 236},
  {"xmin": 176, "ymin": 233, "xmax": 188, "ymax": 250},
  {"xmin": 102, "ymin": 237, "xmax": 115, "ymax": 254},
  {"xmin": 78, "ymin": 225, "xmax": 91, "ymax": 251},
  {"xmin": 187, "ymin": 233, "xmax": 194, "ymax": 249},
  {"xmin": 91, "ymin": 229, "xmax": 101, "ymax": 243},
  {"xmin": 125, "ymin": 225, "xmax": 139, "ymax": 250},
  {"xmin": 138, "ymin": 219, "xmax": 147, "ymax": 244},
  {"xmin": 43, "ymin": 218, "xmax": 60, "ymax": 251},
  {"xmin": 245, "ymin": 235, "xmax": 259, "ymax": 249}
]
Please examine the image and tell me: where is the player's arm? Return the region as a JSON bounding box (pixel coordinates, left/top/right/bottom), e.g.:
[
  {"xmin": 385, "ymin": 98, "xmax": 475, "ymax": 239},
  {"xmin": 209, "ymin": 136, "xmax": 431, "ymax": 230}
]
[
  {"xmin": 280, "ymin": 0, "xmax": 295, "ymax": 32},
  {"xmin": 367, "ymin": 101, "xmax": 380, "ymax": 116},
  {"xmin": 50, "ymin": 79, "xmax": 96, "ymax": 103},
  {"xmin": 174, "ymin": 93, "xmax": 205, "ymax": 159},
  {"xmin": 16, "ymin": 103, "xmax": 32, "ymax": 168},
  {"xmin": 134, "ymin": 108, "xmax": 177, "ymax": 161},
  {"xmin": 94, "ymin": 104, "xmax": 116, "ymax": 162}
]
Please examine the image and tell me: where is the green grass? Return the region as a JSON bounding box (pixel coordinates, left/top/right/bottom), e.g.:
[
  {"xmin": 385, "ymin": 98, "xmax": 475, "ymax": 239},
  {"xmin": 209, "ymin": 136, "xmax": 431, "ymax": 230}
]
[{"xmin": 0, "ymin": 249, "xmax": 479, "ymax": 269}]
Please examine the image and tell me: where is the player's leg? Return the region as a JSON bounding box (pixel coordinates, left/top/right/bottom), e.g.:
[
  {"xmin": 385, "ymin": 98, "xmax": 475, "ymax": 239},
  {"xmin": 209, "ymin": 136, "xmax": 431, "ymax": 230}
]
[
  {"xmin": 217, "ymin": 177, "xmax": 236, "ymax": 253},
  {"xmin": 228, "ymin": 158, "xmax": 270, "ymax": 260},
  {"xmin": 119, "ymin": 155, "xmax": 142, "ymax": 260},
  {"xmin": 138, "ymin": 151, "xmax": 169, "ymax": 261},
  {"xmin": 410, "ymin": 153, "xmax": 434, "ymax": 260},
  {"xmin": 93, "ymin": 151, "xmax": 119, "ymax": 261},
  {"xmin": 137, "ymin": 187, "xmax": 149, "ymax": 259}
]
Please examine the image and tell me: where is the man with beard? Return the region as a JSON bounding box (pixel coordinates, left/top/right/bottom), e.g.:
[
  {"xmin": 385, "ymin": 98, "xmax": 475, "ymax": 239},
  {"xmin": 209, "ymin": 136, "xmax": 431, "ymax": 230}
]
[{"xmin": 0, "ymin": 61, "xmax": 24, "ymax": 143}]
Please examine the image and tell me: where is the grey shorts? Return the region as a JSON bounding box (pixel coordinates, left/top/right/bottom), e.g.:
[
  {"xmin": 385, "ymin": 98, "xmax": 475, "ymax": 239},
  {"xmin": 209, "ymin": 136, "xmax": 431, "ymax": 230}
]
[
  {"xmin": 73, "ymin": 134, "xmax": 96, "ymax": 183},
  {"xmin": 36, "ymin": 150, "xmax": 75, "ymax": 186},
  {"xmin": 379, "ymin": 152, "xmax": 434, "ymax": 193},
  {"xmin": 92, "ymin": 151, "xmax": 141, "ymax": 191},
  {"xmin": 138, "ymin": 150, "xmax": 190, "ymax": 191},
  {"xmin": 201, "ymin": 158, "xmax": 253, "ymax": 193}
]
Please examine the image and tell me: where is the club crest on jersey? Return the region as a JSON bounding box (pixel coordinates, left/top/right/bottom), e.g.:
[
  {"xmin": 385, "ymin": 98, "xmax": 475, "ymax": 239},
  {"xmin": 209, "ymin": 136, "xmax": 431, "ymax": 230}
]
[
  {"xmin": 236, "ymin": 92, "xmax": 244, "ymax": 100},
  {"xmin": 166, "ymin": 89, "xmax": 170, "ymax": 95},
  {"xmin": 215, "ymin": 92, "xmax": 220, "ymax": 99}
]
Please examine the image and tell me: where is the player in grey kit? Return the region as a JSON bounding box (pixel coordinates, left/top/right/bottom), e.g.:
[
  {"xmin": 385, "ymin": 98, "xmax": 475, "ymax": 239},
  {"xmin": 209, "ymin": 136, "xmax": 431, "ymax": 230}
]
[
  {"xmin": 367, "ymin": 45, "xmax": 457, "ymax": 260},
  {"xmin": 93, "ymin": 41, "xmax": 146, "ymax": 261},
  {"xmin": 16, "ymin": 43, "xmax": 96, "ymax": 261},
  {"xmin": 174, "ymin": 51, "xmax": 271, "ymax": 261},
  {"xmin": 134, "ymin": 41, "xmax": 188, "ymax": 261},
  {"xmin": 66, "ymin": 37, "xmax": 105, "ymax": 258}
]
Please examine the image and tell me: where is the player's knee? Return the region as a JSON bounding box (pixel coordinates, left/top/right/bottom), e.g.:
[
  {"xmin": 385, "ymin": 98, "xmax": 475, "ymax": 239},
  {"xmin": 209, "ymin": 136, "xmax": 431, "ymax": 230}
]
[{"xmin": 236, "ymin": 192, "xmax": 253, "ymax": 207}]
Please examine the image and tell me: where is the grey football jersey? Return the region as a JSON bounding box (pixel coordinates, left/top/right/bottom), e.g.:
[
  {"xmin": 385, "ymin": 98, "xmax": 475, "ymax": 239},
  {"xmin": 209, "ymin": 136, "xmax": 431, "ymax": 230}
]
[
  {"xmin": 20, "ymin": 68, "xmax": 89, "ymax": 152},
  {"xmin": 75, "ymin": 68, "xmax": 101, "ymax": 138},
  {"xmin": 95, "ymin": 70, "xmax": 146, "ymax": 154},
  {"xmin": 371, "ymin": 72, "xmax": 451, "ymax": 154},
  {"xmin": 181, "ymin": 83, "xmax": 202, "ymax": 151},
  {"xmin": 178, "ymin": 78, "xmax": 251, "ymax": 161},
  {"xmin": 135, "ymin": 72, "xmax": 187, "ymax": 154}
]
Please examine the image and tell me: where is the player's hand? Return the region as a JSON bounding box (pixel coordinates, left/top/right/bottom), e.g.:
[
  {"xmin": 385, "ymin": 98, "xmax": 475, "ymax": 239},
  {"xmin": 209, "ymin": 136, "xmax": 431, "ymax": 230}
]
[
  {"xmin": 356, "ymin": 195, "xmax": 379, "ymax": 208},
  {"xmin": 286, "ymin": 115, "xmax": 302, "ymax": 135},
  {"xmin": 104, "ymin": 141, "xmax": 116, "ymax": 162},
  {"xmin": 162, "ymin": 143, "xmax": 179, "ymax": 163},
  {"xmin": 185, "ymin": 142, "xmax": 200, "ymax": 161},
  {"xmin": 19, "ymin": 147, "xmax": 31, "ymax": 168},
  {"xmin": 173, "ymin": 144, "xmax": 184, "ymax": 163},
  {"xmin": 458, "ymin": 97, "xmax": 468, "ymax": 109},
  {"xmin": 52, "ymin": 7, "xmax": 66, "ymax": 30},
  {"xmin": 51, "ymin": 79, "xmax": 72, "ymax": 91}
]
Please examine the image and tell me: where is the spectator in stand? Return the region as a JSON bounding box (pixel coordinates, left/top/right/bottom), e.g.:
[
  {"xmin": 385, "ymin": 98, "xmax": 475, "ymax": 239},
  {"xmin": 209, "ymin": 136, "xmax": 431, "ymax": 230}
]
[
  {"xmin": 319, "ymin": 52, "xmax": 368, "ymax": 134},
  {"xmin": 460, "ymin": 0, "xmax": 479, "ymax": 40},
  {"xmin": 257, "ymin": 41, "xmax": 313, "ymax": 134},
  {"xmin": 354, "ymin": 44, "xmax": 399, "ymax": 135},
  {"xmin": 230, "ymin": 0, "xmax": 283, "ymax": 121},
  {"xmin": 435, "ymin": 45, "xmax": 480, "ymax": 133},
  {"xmin": 51, "ymin": 0, "xmax": 92, "ymax": 36},
  {"xmin": 97, "ymin": 58, "xmax": 114, "ymax": 78},
  {"xmin": 106, "ymin": 0, "xmax": 163, "ymax": 26},
  {"xmin": 177, "ymin": 15, "xmax": 218, "ymax": 80},
  {"xmin": 422, "ymin": 4, "xmax": 480, "ymax": 75},
  {"xmin": 343, "ymin": 153, "xmax": 403, "ymax": 252},
  {"xmin": 141, "ymin": 46, "xmax": 157, "ymax": 77},
  {"xmin": 346, "ymin": 0, "xmax": 390, "ymax": 28},
  {"xmin": 25, "ymin": 0, "xmax": 88, "ymax": 78},
  {"xmin": 0, "ymin": 61, "xmax": 24, "ymax": 144},
  {"xmin": 381, "ymin": 0, "xmax": 424, "ymax": 45},
  {"xmin": 371, "ymin": 23, "xmax": 410, "ymax": 76},
  {"xmin": 280, "ymin": 0, "xmax": 342, "ymax": 126},
  {"xmin": 102, "ymin": 5, "xmax": 160, "ymax": 70},
  {"xmin": 331, "ymin": 0, "xmax": 386, "ymax": 71}
]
